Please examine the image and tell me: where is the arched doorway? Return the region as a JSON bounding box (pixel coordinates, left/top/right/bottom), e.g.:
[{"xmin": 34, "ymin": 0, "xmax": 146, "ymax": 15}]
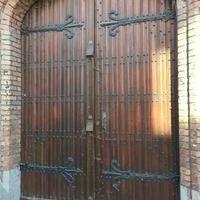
[{"xmin": 20, "ymin": 0, "xmax": 179, "ymax": 199}]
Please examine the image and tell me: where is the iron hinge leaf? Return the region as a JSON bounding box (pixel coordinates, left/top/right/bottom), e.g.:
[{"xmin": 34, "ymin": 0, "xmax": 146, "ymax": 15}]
[
  {"xmin": 21, "ymin": 15, "xmax": 84, "ymax": 39},
  {"xmin": 20, "ymin": 157, "xmax": 83, "ymax": 185},
  {"xmin": 101, "ymin": 160, "xmax": 179, "ymax": 191},
  {"xmin": 100, "ymin": 10, "xmax": 176, "ymax": 37}
]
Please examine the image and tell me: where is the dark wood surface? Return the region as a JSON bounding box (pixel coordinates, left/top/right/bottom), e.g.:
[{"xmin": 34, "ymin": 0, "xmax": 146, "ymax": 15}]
[{"xmin": 21, "ymin": 0, "xmax": 179, "ymax": 199}]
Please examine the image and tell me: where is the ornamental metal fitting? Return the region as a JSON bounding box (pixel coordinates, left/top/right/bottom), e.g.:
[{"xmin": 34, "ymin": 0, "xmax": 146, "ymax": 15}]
[
  {"xmin": 102, "ymin": 160, "xmax": 179, "ymax": 191},
  {"xmin": 21, "ymin": 15, "xmax": 84, "ymax": 39},
  {"xmin": 100, "ymin": 10, "xmax": 176, "ymax": 37},
  {"xmin": 20, "ymin": 157, "xmax": 83, "ymax": 185}
]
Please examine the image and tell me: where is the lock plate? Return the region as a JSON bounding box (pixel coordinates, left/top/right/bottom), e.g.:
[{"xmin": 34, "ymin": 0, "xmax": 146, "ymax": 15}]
[
  {"xmin": 86, "ymin": 40, "xmax": 94, "ymax": 57},
  {"xmin": 86, "ymin": 115, "xmax": 94, "ymax": 132}
]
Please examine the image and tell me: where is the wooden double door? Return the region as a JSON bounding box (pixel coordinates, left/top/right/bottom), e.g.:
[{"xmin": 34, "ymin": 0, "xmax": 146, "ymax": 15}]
[{"xmin": 21, "ymin": 0, "xmax": 179, "ymax": 199}]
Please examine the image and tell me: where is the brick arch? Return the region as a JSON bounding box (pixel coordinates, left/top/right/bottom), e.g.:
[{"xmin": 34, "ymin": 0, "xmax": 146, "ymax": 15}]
[
  {"xmin": 0, "ymin": 0, "xmax": 179, "ymax": 171},
  {"xmin": 0, "ymin": 0, "xmax": 177, "ymax": 168}
]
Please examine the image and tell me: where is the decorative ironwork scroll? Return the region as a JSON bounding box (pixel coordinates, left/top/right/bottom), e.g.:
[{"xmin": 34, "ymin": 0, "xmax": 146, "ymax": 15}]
[
  {"xmin": 21, "ymin": 16, "xmax": 84, "ymax": 39},
  {"xmin": 100, "ymin": 10, "xmax": 176, "ymax": 37},
  {"xmin": 102, "ymin": 160, "xmax": 179, "ymax": 191},
  {"xmin": 20, "ymin": 157, "xmax": 83, "ymax": 185}
]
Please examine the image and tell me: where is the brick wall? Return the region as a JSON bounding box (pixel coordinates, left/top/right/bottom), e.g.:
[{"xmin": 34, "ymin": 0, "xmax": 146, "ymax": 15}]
[
  {"xmin": 0, "ymin": 0, "xmax": 33, "ymax": 172},
  {"xmin": 177, "ymin": 0, "xmax": 200, "ymax": 198},
  {"xmin": 188, "ymin": 0, "xmax": 200, "ymax": 192}
]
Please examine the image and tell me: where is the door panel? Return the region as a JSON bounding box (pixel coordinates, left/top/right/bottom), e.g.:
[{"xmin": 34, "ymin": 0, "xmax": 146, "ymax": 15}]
[
  {"xmin": 21, "ymin": 0, "xmax": 95, "ymax": 199},
  {"xmin": 94, "ymin": 0, "xmax": 178, "ymax": 199},
  {"xmin": 21, "ymin": 0, "xmax": 179, "ymax": 200}
]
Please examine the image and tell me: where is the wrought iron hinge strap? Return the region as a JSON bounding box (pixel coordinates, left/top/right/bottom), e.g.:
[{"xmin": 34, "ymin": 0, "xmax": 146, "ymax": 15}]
[
  {"xmin": 100, "ymin": 10, "xmax": 176, "ymax": 37},
  {"xmin": 21, "ymin": 16, "xmax": 84, "ymax": 39},
  {"xmin": 20, "ymin": 157, "xmax": 83, "ymax": 185},
  {"xmin": 102, "ymin": 160, "xmax": 179, "ymax": 191}
]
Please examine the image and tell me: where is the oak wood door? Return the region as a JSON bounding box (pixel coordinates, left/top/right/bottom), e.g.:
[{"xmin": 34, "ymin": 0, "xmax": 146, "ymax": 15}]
[
  {"xmin": 94, "ymin": 0, "xmax": 179, "ymax": 200},
  {"xmin": 21, "ymin": 0, "xmax": 95, "ymax": 199},
  {"xmin": 21, "ymin": 0, "xmax": 179, "ymax": 200}
]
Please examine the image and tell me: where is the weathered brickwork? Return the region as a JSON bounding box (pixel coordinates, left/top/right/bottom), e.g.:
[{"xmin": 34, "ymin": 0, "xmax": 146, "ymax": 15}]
[
  {"xmin": 177, "ymin": 0, "xmax": 190, "ymax": 189},
  {"xmin": 0, "ymin": 0, "xmax": 199, "ymax": 199},
  {"xmin": 0, "ymin": 0, "xmax": 34, "ymax": 171},
  {"xmin": 188, "ymin": 0, "xmax": 200, "ymax": 193},
  {"xmin": 177, "ymin": 0, "xmax": 200, "ymax": 198}
]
